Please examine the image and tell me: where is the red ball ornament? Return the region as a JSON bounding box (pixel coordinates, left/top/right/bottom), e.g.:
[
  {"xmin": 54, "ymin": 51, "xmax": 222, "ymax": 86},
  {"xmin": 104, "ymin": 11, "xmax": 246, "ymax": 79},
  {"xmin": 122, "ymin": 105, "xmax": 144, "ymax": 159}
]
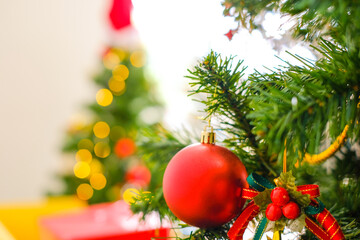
[
  {"xmin": 282, "ymin": 201, "xmax": 300, "ymax": 219},
  {"xmin": 270, "ymin": 187, "xmax": 290, "ymax": 206},
  {"xmin": 265, "ymin": 203, "xmax": 283, "ymax": 221},
  {"xmin": 163, "ymin": 128, "xmax": 248, "ymax": 228}
]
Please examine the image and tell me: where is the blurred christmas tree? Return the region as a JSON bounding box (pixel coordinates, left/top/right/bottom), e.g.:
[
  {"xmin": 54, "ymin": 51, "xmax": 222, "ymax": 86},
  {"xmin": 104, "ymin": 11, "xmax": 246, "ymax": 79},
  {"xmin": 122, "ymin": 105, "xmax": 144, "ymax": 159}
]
[
  {"xmin": 129, "ymin": 0, "xmax": 360, "ymax": 239},
  {"xmin": 57, "ymin": 0, "xmax": 163, "ymax": 204}
]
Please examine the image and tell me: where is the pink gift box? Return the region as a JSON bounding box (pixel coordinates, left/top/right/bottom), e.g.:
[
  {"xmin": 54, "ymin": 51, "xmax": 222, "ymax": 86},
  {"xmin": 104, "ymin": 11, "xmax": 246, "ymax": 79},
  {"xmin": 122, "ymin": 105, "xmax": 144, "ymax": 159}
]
[{"xmin": 40, "ymin": 200, "xmax": 170, "ymax": 240}]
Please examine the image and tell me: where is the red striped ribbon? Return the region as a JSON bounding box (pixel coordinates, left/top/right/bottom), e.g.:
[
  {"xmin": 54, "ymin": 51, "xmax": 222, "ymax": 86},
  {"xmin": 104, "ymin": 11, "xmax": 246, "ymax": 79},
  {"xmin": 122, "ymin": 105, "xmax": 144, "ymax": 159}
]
[
  {"xmin": 297, "ymin": 184, "xmax": 320, "ymax": 198},
  {"xmin": 314, "ymin": 208, "xmax": 345, "ymax": 240},
  {"xmin": 228, "ymin": 201, "xmax": 260, "ymax": 240}
]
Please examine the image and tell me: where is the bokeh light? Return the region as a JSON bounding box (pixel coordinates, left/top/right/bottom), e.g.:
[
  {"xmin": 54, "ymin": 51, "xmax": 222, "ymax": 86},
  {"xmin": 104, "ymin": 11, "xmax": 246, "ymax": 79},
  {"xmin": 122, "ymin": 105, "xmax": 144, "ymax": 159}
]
[
  {"xmin": 130, "ymin": 50, "xmax": 146, "ymax": 68},
  {"xmin": 73, "ymin": 162, "xmax": 91, "ymax": 179},
  {"xmin": 77, "ymin": 139, "xmax": 94, "ymax": 151},
  {"xmin": 112, "ymin": 65, "xmax": 129, "ymax": 81},
  {"xmin": 112, "ymin": 48, "xmax": 126, "ymax": 61},
  {"xmin": 103, "ymin": 51, "xmax": 120, "ymax": 70},
  {"xmin": 89, "ymin": 159, "xmax": 103, "ymax": 174},
  {"xmin": 90, "ymin": 173, "xmax": 107, "ymax": 190},
  {"xmin": 77, "ymin": 183, "xmax": 94, "ymax": 200},
  {"xmin": 114, "ymin": 138, "xmax": 136, "ymax": 158},
  {"xmin": 93, "ymin": 121, "xmax": 110, "ymax": 138},
  {"xmin": 108, "ymin": 78, "xmax": 126, "ymax": 95},
  {"xmin": 125, "ymin": 165, "xmax": 151, "ymax": 187},
  {"xmin": 96, "ymin": 89, "xmax": 113, "ymax": 107},
  {"xmin": 94, "ymin": 142, "xmax": 111, "ymax": 158},
  {"xmin": 75, "ymin": 149, "xmax": 92, "ymax": 163},
  {"xmin": 123, "ymin": 188, "xmax": 140, "ymax": 204}
]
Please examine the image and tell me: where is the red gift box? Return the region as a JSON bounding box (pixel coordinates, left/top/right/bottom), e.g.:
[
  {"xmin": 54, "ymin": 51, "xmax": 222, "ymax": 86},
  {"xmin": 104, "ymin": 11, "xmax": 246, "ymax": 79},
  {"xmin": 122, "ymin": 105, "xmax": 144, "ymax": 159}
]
[{"xmin": 39, "ymin": 200, "xmax": 171, "ymax": 240}]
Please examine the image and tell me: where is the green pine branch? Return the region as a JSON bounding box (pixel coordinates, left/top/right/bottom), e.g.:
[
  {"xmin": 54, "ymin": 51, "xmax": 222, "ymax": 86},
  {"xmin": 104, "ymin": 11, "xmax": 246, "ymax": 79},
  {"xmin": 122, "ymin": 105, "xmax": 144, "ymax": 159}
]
[
  {"xmin": 187, "ymin": 51, "xmax": 278, "ymax": 176},
  {"xmin": 248, "ymin": 40, "xmax": 359, "ymax": 164},
  {"xmin": 223, "ymin": 0, "xmax": 360, "ymax": 53}
]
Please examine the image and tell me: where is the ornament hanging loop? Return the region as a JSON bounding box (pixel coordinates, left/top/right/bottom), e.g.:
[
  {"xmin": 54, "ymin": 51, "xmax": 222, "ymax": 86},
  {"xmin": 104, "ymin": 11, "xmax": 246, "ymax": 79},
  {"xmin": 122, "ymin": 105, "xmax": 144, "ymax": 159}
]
[{"xmin": 201, "ymin": 125, "xmax": 215, "ymax": 144}]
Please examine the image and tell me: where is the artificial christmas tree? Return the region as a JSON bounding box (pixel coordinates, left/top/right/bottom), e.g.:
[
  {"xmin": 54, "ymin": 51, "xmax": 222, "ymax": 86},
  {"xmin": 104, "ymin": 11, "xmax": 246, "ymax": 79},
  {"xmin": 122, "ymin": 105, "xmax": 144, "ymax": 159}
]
[
  {"xmin": 57, "ymin": 0, "xmax": 162, "ymax": 204},
  {"xmin": 129, "ymin": 0, "xmax": 360, "ymax": 239}
]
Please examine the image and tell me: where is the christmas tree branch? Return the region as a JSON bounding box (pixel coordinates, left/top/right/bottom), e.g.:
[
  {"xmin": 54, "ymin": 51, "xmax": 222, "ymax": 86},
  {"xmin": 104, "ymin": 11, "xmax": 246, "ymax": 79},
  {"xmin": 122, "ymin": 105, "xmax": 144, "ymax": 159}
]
[
  {"xmin": 187, "ymin": 51, "xmax": 253, "ymax": 140},
  {"xmin": 187, "ymin": 51, "xmax": 277, "ymax": 176},
  {"xmin": 248, "ymin": 40, "xmax": 360, "ymax": 163},
  {"xmin": 223, "ymin": 0, "xmax": 360, "ymax": 53}
]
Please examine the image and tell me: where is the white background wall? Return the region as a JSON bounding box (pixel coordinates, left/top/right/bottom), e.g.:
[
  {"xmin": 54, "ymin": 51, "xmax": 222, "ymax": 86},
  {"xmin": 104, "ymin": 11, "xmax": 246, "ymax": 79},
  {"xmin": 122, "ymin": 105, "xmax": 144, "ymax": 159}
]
[{"xmin": 0, "ymin": 0, "xmax": 108, "ymax": 201}]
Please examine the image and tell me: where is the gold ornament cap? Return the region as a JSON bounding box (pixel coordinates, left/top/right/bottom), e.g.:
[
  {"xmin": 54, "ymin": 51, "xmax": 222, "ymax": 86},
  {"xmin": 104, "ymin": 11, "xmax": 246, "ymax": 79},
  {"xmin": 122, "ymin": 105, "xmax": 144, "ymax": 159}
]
[{"xmin": 201, "ymin": 126, "xmax": 215, "ymax": 144}]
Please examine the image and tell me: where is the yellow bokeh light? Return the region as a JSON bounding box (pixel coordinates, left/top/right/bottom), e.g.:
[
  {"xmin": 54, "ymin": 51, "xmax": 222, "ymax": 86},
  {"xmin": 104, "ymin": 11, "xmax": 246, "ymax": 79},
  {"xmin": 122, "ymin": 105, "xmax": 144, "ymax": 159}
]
[
  {"xmin": 73, "ymin": 162, "xmax": 91, "ymax": 179},
  {"xmin": 90, "ymin": 173, "xmax": 107, "ymax": 190},
  {"xmin": 123, "ymin": 188, "xmax": 140, "ymax": 205},
  {"xmin": 89, "ymin": 159, "xmax": 103, "ymax": 174},
  {"xmin": 93, "ymin": 121, "xmax": 110, "ymax": 139},
  {"xmin": 112, "ymin": 48, "xmax": 126, "ymax": 61},
  {"xmin": 94, "ymin": 142, "xmax": 111, "ymax": 158},
  {"xmin": 77, "ymin": 183, "xmax": 93, "ymax": 200},
  {"xmin": 130, "ymin": 50, "xmax": 146, "ymax": 68},
  {"xmin": 103, "ymin": 51, "xmax": 120, "ymax": 70},
  {"xmin": 77, "ymin": 139, "xmax": 94, "ymax": 151},
  {"xmin": 75, "ymin": 149, "xmax": 92, "ymax": 163},
  {"xmin": 108, "ymin": 78, "xmax": 126, "ymax": 94},
  {"xmin": 112, "ymin": 65, "xmax": 129, "ymax": 81},
  {"xmin": 96, "ymin": 89, "xmax": 113, "ymax": 107}
]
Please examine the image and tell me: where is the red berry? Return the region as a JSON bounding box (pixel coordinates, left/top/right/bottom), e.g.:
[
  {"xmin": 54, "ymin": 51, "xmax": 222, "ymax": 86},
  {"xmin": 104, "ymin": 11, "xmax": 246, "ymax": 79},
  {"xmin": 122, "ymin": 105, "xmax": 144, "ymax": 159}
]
[
  {"xmin": 271, "ymin": 187, "xmax": 290, "ymax": 206},
  {"xmin": 265, "ymin": 203, "xmax": 282, "ymax": 221},
  {"xmin": 282, "ymin": 201, "xmax": 300, "ymax": 219}
]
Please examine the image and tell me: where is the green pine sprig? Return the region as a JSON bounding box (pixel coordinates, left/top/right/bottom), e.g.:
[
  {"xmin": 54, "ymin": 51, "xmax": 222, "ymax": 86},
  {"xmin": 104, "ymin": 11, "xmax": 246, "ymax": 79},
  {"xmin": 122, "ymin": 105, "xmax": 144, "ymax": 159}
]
[{"xmin": 187, "ymin": 51, "xmax": 278, "ymax": 177}]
